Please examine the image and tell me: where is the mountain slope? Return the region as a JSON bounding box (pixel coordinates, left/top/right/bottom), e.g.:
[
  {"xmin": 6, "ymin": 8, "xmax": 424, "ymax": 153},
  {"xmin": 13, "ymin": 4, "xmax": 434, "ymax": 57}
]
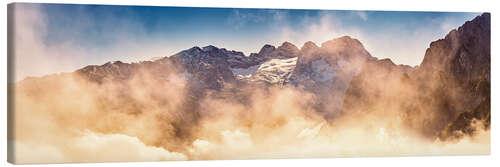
[
  {"xmin": 341, "ymin": 13, "xmax": 490, "ymax": 139},
  {"xmin": 289, "ymin": 36, "xmax": 374, "ymax": 118}
]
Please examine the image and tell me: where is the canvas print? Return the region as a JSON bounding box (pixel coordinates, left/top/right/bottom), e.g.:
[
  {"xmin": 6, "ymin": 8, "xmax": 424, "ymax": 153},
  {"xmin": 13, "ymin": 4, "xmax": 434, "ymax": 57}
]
[{"xmin": 7, "ymin": 3, "xmax": 490, "ymax": 164}]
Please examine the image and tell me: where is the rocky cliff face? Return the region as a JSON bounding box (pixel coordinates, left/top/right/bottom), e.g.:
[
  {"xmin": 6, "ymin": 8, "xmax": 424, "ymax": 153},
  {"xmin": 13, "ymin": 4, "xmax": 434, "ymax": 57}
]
[
  {"xmin": 420, "ymin": 13, "xmax": 490, "ymax": 84},
  {"xmin": 416, "ymin": 13, "xmax": 490, "ymax": 139},
  {"xmin": 341, "ymin": 13, "xmax": 490, "ymax": 139},
  {"xmin": 423, "ymin": 13, "xmax": 491, "ymax": 139}
]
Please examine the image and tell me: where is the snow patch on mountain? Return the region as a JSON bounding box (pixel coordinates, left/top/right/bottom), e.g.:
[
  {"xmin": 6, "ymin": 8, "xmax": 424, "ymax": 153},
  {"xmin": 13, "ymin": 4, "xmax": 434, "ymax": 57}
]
[
  {"xmin": 231, "ymin": 64, "xmax": 260, "ymax": 77},
  {"xmin": 258, "ymin": 57, "xmax": 297, "ymax": 72},
  {"xmin": 250, "ymin": 57, "xmax": 298, "ymax": 84}
]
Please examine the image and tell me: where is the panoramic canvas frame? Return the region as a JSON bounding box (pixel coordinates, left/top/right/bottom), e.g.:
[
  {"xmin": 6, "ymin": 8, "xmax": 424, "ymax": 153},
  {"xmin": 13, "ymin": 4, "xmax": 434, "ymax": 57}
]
[{"xmin": 7, "ymin": 3, "xmax": 490, "ymax": 164}]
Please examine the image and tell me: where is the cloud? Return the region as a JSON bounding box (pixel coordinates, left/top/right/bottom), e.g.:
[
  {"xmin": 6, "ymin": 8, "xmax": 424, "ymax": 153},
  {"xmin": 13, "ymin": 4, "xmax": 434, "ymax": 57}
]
[
  {"xmin": 356, "ymin": 11, "xmax": 368, "ymax": 21},
  {"xmin": 10, "ymin": 62, "xmax": 190, "ymax": 164},
  {"xmin": 10, "ymin": 4, "xmax": 85, "ymax": 82},
  {"xmin": 11, "ymin": 4, "xmax": 475, "ymax": 80},
  {"xmin": 268, "ymin": 12, "xmax": 364, "ymax": 49},
  {"xmin": 72, "ymin": 132, "xmax": 187, "ymax": 162},
  {"xmin": 9, "ymin": 4, "xmax": 183, "ymax": 82},
  {"xmin": 11, "ymin": 132, "xmax": 186, "ymax": 164},
  {"xmin": 227, "ymin": 9, "xmax": 265, "ymax": 29},
  {"xmin": 10, "ymin": 141, "xmax": 65, "ymax": 164},
  {"xmin": 10, "ymin": 52, "xmax": 489, "ymax": 163},
  {"xmin": 226, "ymin": 9, "xmax": 288, "ymax": 29}
]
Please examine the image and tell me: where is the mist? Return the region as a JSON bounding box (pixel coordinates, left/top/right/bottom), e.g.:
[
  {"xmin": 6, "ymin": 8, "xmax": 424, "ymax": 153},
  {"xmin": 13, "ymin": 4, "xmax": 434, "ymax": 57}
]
[
  {"xmin": 9, "ymin": 64, "xmax": 489, "ymax": 163},
  {"xmin": 8, "ymin": 3, "xmax": 489, "ymax": 164}
]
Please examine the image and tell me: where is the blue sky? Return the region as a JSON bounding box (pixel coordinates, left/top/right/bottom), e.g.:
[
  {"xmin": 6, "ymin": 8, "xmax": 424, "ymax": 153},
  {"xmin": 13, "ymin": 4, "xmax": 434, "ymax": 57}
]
[{"xmin": 12, "ymin": 3, "xmax": 480, "ymax": 80}]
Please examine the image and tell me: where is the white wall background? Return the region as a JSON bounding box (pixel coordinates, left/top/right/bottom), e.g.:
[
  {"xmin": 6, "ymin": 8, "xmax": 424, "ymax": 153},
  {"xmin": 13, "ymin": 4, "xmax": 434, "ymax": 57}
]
[{"xmin": 1, "ymin": 0, "xmax": 498, "ymax": 166}]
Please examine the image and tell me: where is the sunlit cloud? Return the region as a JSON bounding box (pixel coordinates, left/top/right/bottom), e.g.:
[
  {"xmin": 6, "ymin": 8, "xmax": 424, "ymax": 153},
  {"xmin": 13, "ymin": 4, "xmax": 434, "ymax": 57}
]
[{"xmin": 9, "ymin": 4, "xmax": 480, "ymax": 80}]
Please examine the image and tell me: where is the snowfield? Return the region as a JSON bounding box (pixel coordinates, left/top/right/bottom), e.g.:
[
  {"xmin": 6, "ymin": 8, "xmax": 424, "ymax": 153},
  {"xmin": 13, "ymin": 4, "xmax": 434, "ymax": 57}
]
[{"xmin": 250, "ymin": 57, "xmax": 298, "ymax": 84}]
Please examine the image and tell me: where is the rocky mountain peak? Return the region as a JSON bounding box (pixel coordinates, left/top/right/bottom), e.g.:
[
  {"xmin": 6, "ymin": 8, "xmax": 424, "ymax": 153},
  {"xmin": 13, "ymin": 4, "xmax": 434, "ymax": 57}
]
[
  {"xmin": 378, "ymin": 58, "xmax": 396, "ymax": 67},
  {"xmin": 202, "ymin": 45, "xmax": 219, "ymax": 52},
  {"xmin": 321, "ymin": 36, "xmax": 362, "ymax": 50},
  {"xmin": 318, "ymin": 36, "xmax": 372, "ymax": 61},
  {"xmin": 278, "ymin": 41, "xmax": 299, "ymax": 52},
  {"xmin": 254, "ymin": 42, "xmax": 299, "ymax": 59},
  {"xmin": 301, "ymin": 41, "xmax": 319, "ymax": 52},
  {"xmin": 104, "ymin": 60, "xmax": 125, "ymax": 65},
  {"xmin": 258, "ymin": 44, "xmax": 276, "ymax": 55},
  {"xmin": 185, "ymin": 46, "xmax": 203, "ymax": 54},
  {"xmin": 275, "ymin": 41, "xmax": 300, "ymax": 58},
  {"xmin": 419, "ymin": 13, "xmax": 490, "ymax": 84}
]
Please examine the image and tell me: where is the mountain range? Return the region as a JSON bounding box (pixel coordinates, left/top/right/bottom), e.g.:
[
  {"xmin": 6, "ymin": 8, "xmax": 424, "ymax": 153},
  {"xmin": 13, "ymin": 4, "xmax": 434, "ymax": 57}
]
[{"xmin": 18, "ymin": 13, "xmax": 490, "ymax": 142}]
